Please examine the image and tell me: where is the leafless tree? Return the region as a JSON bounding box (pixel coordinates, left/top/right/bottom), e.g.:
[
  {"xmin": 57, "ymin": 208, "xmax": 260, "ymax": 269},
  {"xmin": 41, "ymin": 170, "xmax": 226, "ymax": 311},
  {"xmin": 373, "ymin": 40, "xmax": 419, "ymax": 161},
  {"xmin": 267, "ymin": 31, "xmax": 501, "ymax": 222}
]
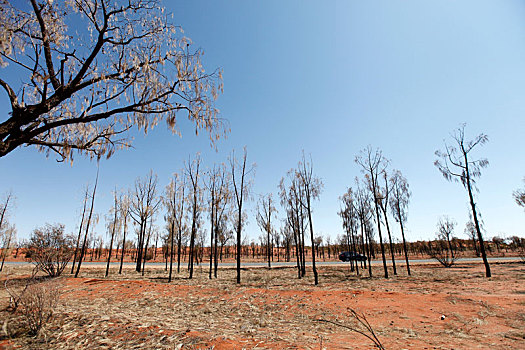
[
  {"xmin": 218, "ymin": 229, "xmax": 233, "ymax": 262},
  {"xmin": 0, "ymin": 224, "xmax": 16, "ymax": 272},
  {"xmin": 256, "ymin": 194, "xmax": 277, "ymax": 268},
  {"xmin": 165, "ymin": 176, "xmax": 177, "ymax": 281},
  {"xmin": 514, "ymin": 177, "xmax": 525, "ymax": 208},
  {"xmin": 0, "ymin": 191, "xmax": 15, "ymax": 272},
  {"xmin": 213, "ymin": 167, "xmax": 230, "ymax": 277},
  {"xmin": 118, "ymin": 192, "xmax": 130, "ymax": 274},
  {"xmin": 428, "ymin": 217, "xmax": 459, "ymax": 267},
  {"xmin": 130, "ymin": 170, "xmax": 161, "ymax": 273},
  {"xmin": 464, "ymin": 220, "xmax": 480, "ymax": 257},
  {"xmin": 389, "ymin": 170, "xmax": 411, "ymax": 275},
  {"xmin": 356, "ymin": 146, "xmax": 390, "ymax": 278},
  {"xmin": 186, "ymin": 155, "xmax": 203, "ymax": 279},
  {"xmin": 141, "ymin": 221, "xmax": 156, "ymax": 275},
  {"xmin": 435, "ymin": 124, "xmax": 491, "ymax": 277},
  {"xmin": 105, "ymin": 189, "xmax": 119, "ymax": 277},
  {"xmin": 280, "ymin": 171, "xmax": 308, "ymax": 279},
  {"xmin": 205, "ymin": 167, "xmax": 218, "ymax": 279},
  {"xmin": 230, "ymin": 148, "xmax": 255, "ymax": 283},
  {"xmin": 165, "ymin": 172, "xmax": 186, "ymax": 281},
  {"xmin": 0, "ymin": 0, "xmax": 225, "ymax": 162},
  {"xmin": 339, "ymin": 187, "xmax": 360, "ymax": 274},
  {"xmin": 296, "ymin": 153, "xmax": 323, "ymax": 285},
  {"xmin": 355, "ymin": 178, "xmax": 374, "ymax": 277},
  {"xmin": 71, "ymin": 186, "xmax": 88, "ymax": 274},
  {"xmin": 204, "ymin": 164, "xmax": 230, "ymax": 278},
  {"xmin": 75, "ymin": 165, "xmax": 99, "ymax": 278},
  {"xmin": 378, "ymin": 171, "xmax": 397, "ymax": 275},
  {"xmin": 0, "ymin": 191, "xmax": 13, "ymax": 236}
]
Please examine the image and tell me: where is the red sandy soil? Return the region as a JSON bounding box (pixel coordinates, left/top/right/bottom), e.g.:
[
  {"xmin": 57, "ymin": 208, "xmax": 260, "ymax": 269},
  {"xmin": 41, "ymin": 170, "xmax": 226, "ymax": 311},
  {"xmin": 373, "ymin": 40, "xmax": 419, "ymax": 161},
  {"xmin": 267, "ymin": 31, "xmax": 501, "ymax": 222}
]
[{"xmin": 0, "ymin": 261, "xmax": 524, "ymax": 349}]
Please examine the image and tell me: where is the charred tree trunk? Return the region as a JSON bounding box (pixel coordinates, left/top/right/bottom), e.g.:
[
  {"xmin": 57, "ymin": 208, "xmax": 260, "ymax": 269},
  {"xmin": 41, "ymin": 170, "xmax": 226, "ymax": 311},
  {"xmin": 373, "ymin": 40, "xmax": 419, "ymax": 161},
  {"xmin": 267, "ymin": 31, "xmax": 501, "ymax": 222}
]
[
  {"xmin": 71, "ymin": 190, "xmax": 88, "ymax": 274},
  {"xmin": 168, "ymin": 221, "xmax": 175, "ymax": 282},
  {"xmin": 105, "ymin": 192, "xmax": 118, "ymax": 277},
  {"xmin": 398, "ymin": 218, "xmax": 410, "ymax": 276},
  {"xmin": 119, "ymin": 214, "xmax": 127, "ymax": 275},
  {"xmin": 373, "ymin": 202, "xmax": 388, "ymax": 278},
  {"xmin": 381, "ymin": 207, "xmax": 397, "ymax": 276},
  {"xmin": 466, "ymin": 174, "xmax": 491, "ymax": 277},
  {"xmin": 75, "ymin": 167, "xmax": 99, "ymax": 278}
]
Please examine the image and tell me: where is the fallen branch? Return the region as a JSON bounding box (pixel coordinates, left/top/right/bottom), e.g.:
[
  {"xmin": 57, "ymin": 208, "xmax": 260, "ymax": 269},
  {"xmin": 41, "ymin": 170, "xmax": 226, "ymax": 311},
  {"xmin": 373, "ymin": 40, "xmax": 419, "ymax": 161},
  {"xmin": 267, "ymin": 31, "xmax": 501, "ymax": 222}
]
[{"xmin": 316, "ymin": 309, "xmax": 385, "ymax": 350}]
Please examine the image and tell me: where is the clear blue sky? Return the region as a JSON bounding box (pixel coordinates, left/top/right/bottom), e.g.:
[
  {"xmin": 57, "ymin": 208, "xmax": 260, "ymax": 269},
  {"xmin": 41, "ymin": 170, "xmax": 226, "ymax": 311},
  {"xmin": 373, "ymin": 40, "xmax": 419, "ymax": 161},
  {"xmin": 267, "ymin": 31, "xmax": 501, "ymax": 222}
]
[{"xmin": 1, "ymin": 0, "xmax": 524, "ymax": 245}]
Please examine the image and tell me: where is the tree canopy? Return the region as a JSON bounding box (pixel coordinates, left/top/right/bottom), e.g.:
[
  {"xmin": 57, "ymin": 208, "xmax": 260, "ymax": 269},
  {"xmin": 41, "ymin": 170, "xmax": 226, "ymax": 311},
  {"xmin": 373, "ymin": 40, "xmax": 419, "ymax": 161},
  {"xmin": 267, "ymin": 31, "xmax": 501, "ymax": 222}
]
[{"xmin": 0, "ymin": 0, "xmax": 225, "ymax": 162}]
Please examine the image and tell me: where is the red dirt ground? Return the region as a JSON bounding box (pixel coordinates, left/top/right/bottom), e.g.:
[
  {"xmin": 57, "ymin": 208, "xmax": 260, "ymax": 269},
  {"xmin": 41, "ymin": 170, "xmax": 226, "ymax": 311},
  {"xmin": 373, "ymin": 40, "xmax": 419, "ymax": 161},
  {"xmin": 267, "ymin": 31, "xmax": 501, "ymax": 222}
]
[{"xmin": 1, "ymin": 261, "xmax": 524, "ymax": 349}]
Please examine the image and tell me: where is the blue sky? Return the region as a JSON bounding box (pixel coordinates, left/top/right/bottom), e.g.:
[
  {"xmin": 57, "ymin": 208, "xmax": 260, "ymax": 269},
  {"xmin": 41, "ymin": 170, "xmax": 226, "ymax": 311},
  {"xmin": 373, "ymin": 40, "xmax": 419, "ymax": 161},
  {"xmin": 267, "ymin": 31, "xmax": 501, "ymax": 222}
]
[{"xmin": 1, "ymin": 0, "xmax": 524, "ymax": 244}]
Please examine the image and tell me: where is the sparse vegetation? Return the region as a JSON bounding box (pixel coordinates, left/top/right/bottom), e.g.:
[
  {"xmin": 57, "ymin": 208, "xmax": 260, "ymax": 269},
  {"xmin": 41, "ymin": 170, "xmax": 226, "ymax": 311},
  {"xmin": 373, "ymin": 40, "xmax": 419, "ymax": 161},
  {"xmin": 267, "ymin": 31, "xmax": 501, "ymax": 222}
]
[
  {"xmin": 0, "ymin": 1, "xmax": 523, "ymax": 349},
  {"xmin": 427, "ymin": 217, "xmax": 460, "ymax": 267},
  {"xmin": 27, "ymin": 223, "xmax": 74, "ymax": 277},
  {"xmin": 317, "ymin": 309, "xmax": 385, "ymax": 350},
  {"xmin": 4, "ymin": 271, "xmax": 61, "ymax": 337},
  {"xmin": 435, "ymin": 125, "xmax": 492, "ymax": 277},
  {"xmin": 18, "ymin": 278, "xmax": 61, "ymax": 336},
  {"xmin": 1, "ymin": 262, "xmax": 523, "ymax": 349}
]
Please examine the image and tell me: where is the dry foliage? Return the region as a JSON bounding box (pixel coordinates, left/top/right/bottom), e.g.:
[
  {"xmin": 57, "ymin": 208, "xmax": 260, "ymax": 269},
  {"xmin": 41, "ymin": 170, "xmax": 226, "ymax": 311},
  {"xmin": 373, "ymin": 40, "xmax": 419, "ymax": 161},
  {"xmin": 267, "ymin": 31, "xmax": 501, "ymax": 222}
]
[
  {"xmin": 27, "ymin": 223, "xmax": 74, "ymax": 277},
  {"xmin": 1, "ymin": 262, "xmax": 524, "ymax": 349},
  {"xmin": 4, "ymin": 271, "xmax": 61, "ymax": 338},
  {"xmin": 18, "ymin": 279, "xmax": 61, "ymax": 336},
  {"xmin": 317, "ymin": 309, "xmax": 385, "ymax": 349}
]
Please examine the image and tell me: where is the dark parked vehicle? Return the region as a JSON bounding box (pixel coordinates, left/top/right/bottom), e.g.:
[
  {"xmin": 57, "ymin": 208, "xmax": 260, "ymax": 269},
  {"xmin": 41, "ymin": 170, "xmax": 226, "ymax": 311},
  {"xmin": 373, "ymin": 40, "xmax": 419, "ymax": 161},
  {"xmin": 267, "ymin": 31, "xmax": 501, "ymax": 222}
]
[{"xmin": 338, "ymin": 251, "xmax": 367, "ymax": 262}]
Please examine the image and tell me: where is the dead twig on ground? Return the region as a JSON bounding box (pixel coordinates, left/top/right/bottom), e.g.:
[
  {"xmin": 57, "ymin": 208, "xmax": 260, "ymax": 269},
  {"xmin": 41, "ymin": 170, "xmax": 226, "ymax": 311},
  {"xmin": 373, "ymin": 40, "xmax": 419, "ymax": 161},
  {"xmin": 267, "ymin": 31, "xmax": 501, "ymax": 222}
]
[{"xmin": 316, "ymin": 309, "xmax": 385, "ymax": 350}]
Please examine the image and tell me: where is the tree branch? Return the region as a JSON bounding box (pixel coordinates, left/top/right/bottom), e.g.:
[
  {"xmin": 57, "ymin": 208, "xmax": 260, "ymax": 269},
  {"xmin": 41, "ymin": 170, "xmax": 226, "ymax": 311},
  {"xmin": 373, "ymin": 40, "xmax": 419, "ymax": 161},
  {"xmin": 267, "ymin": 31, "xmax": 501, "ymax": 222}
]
[{"xmin": 29, "ymin": 0, "xmax": 60, "ymax": 90}]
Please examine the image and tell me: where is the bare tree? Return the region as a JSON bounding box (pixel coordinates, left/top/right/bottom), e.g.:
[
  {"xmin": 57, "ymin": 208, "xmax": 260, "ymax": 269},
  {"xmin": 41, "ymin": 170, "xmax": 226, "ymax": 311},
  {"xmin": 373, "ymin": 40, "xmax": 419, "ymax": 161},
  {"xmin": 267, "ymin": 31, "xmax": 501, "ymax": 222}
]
[
  {"xmin": 279, "ymin": 173, "xmax": 307, "ymax": 279},
  {"xmin": 389, "ymin": 170, "xmax": 411, "ymax": 275},
  {"xmin": 0, "ymin": 191, "xmax": 13, "ymax": 238},
  {"xmin": 378, "ymin": 171, "xmax": 397, "ymax": 275},
  {"xmin": 212, "ymin": 167, "xmax": 230, "ymax": 278},
  {"xmin": 141, "ymin": 221, "xmax": 156, "ymax": 275},
  {"xmin": 296, "ymin": 153, "xmax": 323, "ymax": 285},
  {"xmin": 71, "ymin": 186, "xmax": 88, "ymax": 274},
  {"xmin": 165, "ymin": 173, "xmax": 186, "ymax": 282},
  {"xmin": 165, "ymin": 176, "xmax": 177, "ymax": 282},
  {"xmin": 354, "ymin": 179, "xmax": 373, "ymax": 277},
  {"xmin": 130, "ymin": 171, "xmax": 161, "ymax": 273},
  {"xmin": 0, "ymin": 224, "xmax": 16, "ymax": 272},
  {"xmin": 339, "ymin": 187, "xmax": 360, "ymax": 274},
  {"xmin": 105, "ymin": 189, "xmax": 119, "ymax": 277},
  {"xmin": 0, "ymin": 191, "xmax": 15, "ymax": 272},
  {"xmin": 464, "ymin": 220, "xmax": 480, "ymax": 257},
  {"xmin": 435, "ymin": 125, "xmax": 491, "ymax": 277},
  {"xmin": 0, "ymin": 0, "xmax": 225, "ymax": 162},
  {"xmin": 75, "ymin": 166, "xmax": 99, "ymax": 278},
  {"xmin": 186, "ymin": 155, "xmax": 203, "ymax": 279},
  {"xmin": 514, "ymin": 178, "xmax": 525, "ymax": 208},
  {"xmin": 205, "ymin": 168, "xmax": 217, "ymax": 279},
  {"xmin": 230, "ymin": 148, "xmax": 254, "ymax": 284},
  {"xmin": 428, "ymin": 217, "xmax": 459, "ymax": 267},
  {"xmin": 204, "ymin": 164, "xmax": 230, "ymax": 278},
  {"xmin": 256, "ymin": 194, "xmax": 277, "ymax": 268},
  {"xmin": 118, "ymin": 192, "xmax": 130, "ymax": 274},
  {"xmin": 279, "ymin": 222, "xmax": 293, "ymax": 262},
  {"xmin": 356, "ymin": 146, "xmax": 390, "ymax": 278}
]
